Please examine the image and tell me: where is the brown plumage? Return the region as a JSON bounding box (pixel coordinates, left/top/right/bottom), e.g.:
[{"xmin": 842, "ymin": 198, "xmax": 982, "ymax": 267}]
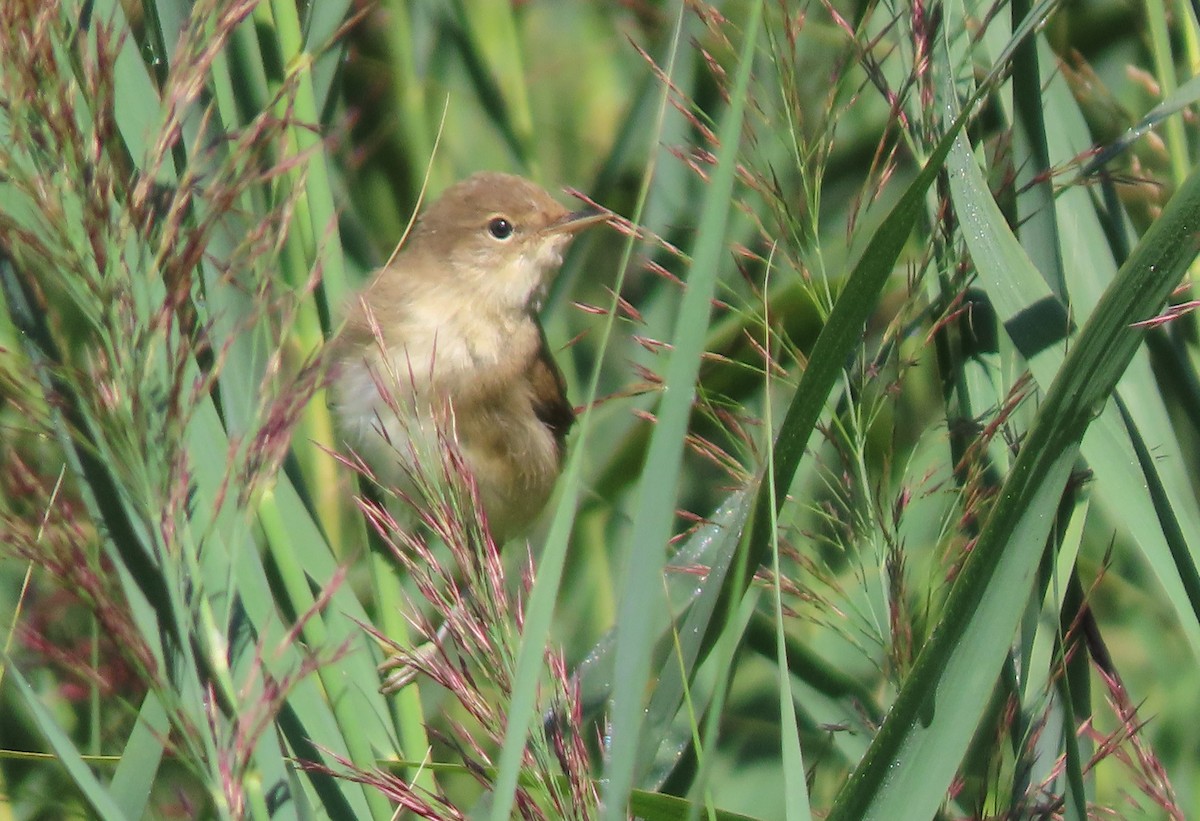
[{"xmin": 331, "ymin": 172, "xmax": 605, "ymax": 540}]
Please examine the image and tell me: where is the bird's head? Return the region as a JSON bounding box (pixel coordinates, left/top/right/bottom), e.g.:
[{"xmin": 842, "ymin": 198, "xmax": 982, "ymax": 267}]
[{"xmin": 405, "ymin": 172, "xmax": 607, "ymax": 312}]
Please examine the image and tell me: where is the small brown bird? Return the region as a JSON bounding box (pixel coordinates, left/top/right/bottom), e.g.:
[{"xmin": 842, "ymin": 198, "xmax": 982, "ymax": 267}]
[{"xmin": 332, "ymin": 172, "xmax": 606, "ymax": 541}]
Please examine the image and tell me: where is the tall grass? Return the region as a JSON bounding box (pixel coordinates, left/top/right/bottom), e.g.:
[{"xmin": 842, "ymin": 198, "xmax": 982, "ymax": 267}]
[{"xmin": 2, "ymin": 0, "xmax": 1200, "ymax": 819}]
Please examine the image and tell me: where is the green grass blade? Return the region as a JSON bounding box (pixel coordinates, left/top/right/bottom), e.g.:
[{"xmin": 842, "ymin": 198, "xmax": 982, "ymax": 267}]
[
  {"xmin": 108, "ymin": 692, "xmax": 169, "ymax": 819},
  {"xmin": 765, "ymin": 304, "xmax": 812, "ymax": 821},
  {"xmin": 3, "ymin": 662, "xmax": 132, "ymax": 820},
  {"xmin": 601, "ymin": 2, "xmax": 763, "ymax": 814},
  {"xmin": 1144, "ymin": 0, "xmax": 1191, "ymax": 184},
  {"xmin": 1082, "ymin": 74, "xmax": 1200, "ymax": 176},
  {"xmin": 302, "ymin": 0, "xmax": 352, "ymax": 118},
  {"xmin": 449, "ymin": 0, "xmax": 534, "ymax": 169},
  {"xmin": 486, "ymin": 5, "xmax": 692, "ymax": 819},
  {"xmin": 1010, "ymin": 0, "xmax": 1066, "ymax": 300},
  {"xmin": 628, "ymin": 787, "xmax": 764, "ymax": 821},
  {"xmin": 1116, "ymin": 395, "xmax": 1200, "ymax": 626},
  {"xmin": 640, "ymin": 493, "xmax": 754, "ymax": 783}
]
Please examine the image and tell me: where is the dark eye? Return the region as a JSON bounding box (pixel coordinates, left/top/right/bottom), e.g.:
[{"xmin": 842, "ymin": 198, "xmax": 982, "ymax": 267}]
[{"xmin": 487, "ymin": 216, "xmax": 514, "ymax": 240}]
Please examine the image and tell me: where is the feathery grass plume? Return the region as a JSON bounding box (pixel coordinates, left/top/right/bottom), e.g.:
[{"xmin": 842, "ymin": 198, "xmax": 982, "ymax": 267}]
[
  {"xmin": 1081, "ymin": 665, "xmax": 1183, "ymax": 820},
  {"xmin": 207, "ymin": 570, "xmax": 352, "ymax": 819},
  {"xmin": 2, "ymin": 452, "xmax": 154, "ymax": 704},
  {"xmin": 0, "ymin": 2, "xmax": 379, "ymax": 817}
]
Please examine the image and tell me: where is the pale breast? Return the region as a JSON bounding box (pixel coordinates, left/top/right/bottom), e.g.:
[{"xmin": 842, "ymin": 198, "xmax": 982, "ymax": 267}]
[
  {"xmin": 330, "ymin": 352, "xmax": 440, "ymax": 493},
  {"xmin": 330, "ymin": 318, "xmax": 571, "ymax": 541}
]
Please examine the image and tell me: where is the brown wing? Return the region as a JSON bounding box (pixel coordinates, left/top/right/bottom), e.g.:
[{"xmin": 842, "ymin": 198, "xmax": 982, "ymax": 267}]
[{"xmin": 527, "ymin": 335, "xmax": 575, "ymax": 451}]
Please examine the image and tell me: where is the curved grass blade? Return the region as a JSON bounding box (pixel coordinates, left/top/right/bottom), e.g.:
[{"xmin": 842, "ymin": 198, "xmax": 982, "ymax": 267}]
[{"xmin": 1081, "ymin": 74, "xmax": 1200, "ymax": 177}]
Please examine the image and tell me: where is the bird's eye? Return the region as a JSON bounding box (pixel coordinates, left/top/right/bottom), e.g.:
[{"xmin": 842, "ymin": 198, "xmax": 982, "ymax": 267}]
[{"xmin": 487, "ymin": 216, "xmax": 514, "ymax": 240}]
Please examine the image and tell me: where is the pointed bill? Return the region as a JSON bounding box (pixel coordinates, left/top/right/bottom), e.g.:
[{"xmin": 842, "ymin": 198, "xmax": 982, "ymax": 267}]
[{"xmin": 546, "ymin": 208, "xmax": 609, "ymax": 235}]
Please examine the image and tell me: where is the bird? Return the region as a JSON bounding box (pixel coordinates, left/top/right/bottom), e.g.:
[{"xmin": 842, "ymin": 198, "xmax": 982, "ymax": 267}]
[{"xmin": 330, "ymin": 172, "xmax": 607, "ymax": 542}]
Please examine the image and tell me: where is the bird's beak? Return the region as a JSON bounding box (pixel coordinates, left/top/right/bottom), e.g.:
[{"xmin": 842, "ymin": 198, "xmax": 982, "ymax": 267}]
[{"xmin": 546, "ymin": 208, "xmax": 610, "ymax": 235}]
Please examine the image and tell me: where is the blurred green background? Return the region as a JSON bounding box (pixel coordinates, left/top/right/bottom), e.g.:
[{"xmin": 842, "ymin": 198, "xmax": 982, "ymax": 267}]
[{"xmin": 3, "ymin": 0, "xmax": 1200, "ymax": 819}]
